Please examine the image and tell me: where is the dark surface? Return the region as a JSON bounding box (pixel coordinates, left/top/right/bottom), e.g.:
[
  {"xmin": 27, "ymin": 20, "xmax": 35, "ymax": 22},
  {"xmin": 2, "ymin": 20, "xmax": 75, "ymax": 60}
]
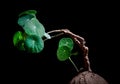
[{"xmin": 1, "ymin": 0, "xmax": 117, "ymax": 84}]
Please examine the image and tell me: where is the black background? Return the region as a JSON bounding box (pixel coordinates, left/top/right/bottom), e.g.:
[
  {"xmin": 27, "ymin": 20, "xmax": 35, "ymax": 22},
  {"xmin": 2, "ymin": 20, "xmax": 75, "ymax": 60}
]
[{"xmin": 1, "ymin": 0, "xmax": 118, "ymax": 84}]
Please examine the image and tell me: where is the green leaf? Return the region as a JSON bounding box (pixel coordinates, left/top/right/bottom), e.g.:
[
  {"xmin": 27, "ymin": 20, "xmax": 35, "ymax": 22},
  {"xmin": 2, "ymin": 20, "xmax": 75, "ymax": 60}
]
[
  {"xmin": 24, "ymin": 35, "xmax": 44, "ymax": 53},
  {"xmin": 18, "ymin": 14, "xmax": 34, "ymax": 27},
  {"xmin": 13, "ymin": 31, "xmax": 25, "ymax": 50},
  {"xmin": 57, "ymin": 46, "xmax": 71, "ymax": 61},
  {"xmin": 58, "ymin": 38, "xmax": 74, "ymax": 51},
  {"xmin": 18, "ymin": 13, "xmax": 45, "ymax": 37},
  {"xmin": 18, "ymin": 10, "xmax": 37, "ymax": 17}
]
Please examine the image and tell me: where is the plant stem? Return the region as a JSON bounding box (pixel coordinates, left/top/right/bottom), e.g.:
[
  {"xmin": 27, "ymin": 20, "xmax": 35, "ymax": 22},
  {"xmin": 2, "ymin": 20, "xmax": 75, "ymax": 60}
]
[
  {"xmin": 46, "ymin": 29, "xmax": 92, "ymax": 72},
  {"xmin": 43, "ymin": 32, "xmax": 64, "ymax": 41},
  {"xmin": 69, "ymin": 57, "xmax": 79, "ymax": 72}
]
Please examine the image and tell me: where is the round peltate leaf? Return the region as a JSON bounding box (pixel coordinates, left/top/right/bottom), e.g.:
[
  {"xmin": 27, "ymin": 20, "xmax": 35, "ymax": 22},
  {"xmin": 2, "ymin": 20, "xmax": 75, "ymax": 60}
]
[
  {"xmin": 13, "ymin": 31, "xmax": 25, "ymax": 50},
  {"xmin": 18, "ymin": 14, "xmax": 45, "ymax": 37},
  {"xmin": 24, "ymin": 17, "xmax": 45, "ymax": 37},
  {"xmin": 57, "ymin": 46, "xmax": 71, "ymax": 61},
  {"xmin": 58, "ymin": 38, "xmax": 74, "ymax": 51},
  {"xmin": 24, "ymin": 35, "xmax": 44, "ymax": 53}
]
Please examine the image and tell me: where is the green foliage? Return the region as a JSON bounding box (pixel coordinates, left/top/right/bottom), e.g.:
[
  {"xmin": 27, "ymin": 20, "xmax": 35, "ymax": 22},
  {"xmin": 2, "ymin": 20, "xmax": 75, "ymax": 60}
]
[
  {"xmin": 57, "ymin": 37, "xmax": 74, "ymax": 61},
  {"xmin": 13, "ymin": 10, "xmax": 51, "ymax": 53},
  {"xmin": 13, "ymin": 31, "xmax": 25, "ymax": 51},
  {"xmin": 58, "ymin": 37, "xmax": 74, "ymax": 50},
  {"xmin": 13, "ymin": 10, "xmax": 80, "ymax": 73},
  {"xmin": 18, "ymin": 11, "xmax": 45, "ymax": 37}
]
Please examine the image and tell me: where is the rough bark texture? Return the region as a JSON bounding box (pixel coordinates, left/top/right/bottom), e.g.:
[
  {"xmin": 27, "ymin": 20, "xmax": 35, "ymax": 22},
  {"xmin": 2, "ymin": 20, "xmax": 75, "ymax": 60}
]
[{"xmin": 70, "ymin": 71, "xmax": 108, "ymax": 84}]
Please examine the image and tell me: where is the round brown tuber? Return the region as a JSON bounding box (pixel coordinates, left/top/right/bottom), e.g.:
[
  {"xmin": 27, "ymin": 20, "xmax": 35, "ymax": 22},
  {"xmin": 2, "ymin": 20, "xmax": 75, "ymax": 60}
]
[{"xmin": 70, "ymin": 71, "xmax": 108, "ymax": 84}]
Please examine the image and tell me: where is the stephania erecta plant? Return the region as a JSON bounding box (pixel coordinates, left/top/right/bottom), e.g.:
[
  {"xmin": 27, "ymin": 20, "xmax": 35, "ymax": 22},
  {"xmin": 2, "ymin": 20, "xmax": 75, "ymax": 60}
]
[{"xmin": 13, "ymin": 10, "xmax": 109, "ymax": 84}]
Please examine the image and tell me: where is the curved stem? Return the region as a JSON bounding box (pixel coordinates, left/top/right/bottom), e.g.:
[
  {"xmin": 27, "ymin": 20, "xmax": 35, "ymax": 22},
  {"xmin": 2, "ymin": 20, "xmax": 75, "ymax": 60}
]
[
  {"xmin": 69, "ymin": 57, "xmax": 79, "ymax": 72},
  {"xmin": 46, "ymin": 29, "xmax": 92, "ymax": 72}
]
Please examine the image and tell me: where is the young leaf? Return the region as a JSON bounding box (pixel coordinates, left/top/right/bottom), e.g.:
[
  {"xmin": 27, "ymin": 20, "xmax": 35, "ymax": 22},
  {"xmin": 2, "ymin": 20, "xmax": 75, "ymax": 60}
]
[
  {"xmin": 58, "ymin": 37, "xmax": 74, "ymax": 51},
  {"xmin": 18, "ymin": 10, "xmax": 37, "ymax": 17}
]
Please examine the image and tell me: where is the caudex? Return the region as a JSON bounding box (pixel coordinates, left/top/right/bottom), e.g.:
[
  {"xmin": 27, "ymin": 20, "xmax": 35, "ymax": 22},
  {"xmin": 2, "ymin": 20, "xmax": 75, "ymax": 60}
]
[{"xmin": 13, "ymin": 10, "xmax": 108, "ymax": 84}]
